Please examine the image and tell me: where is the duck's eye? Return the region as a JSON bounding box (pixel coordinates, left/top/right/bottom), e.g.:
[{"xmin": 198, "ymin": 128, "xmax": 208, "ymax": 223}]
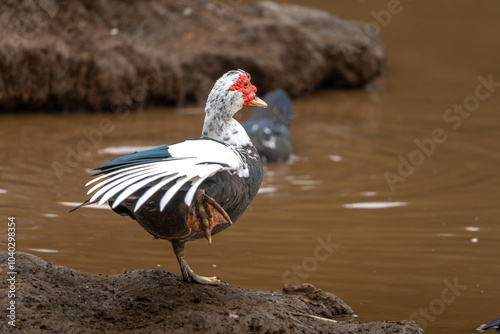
[{"xmin": 243, "ymin": 81, "xmax": 249, "ymax": 88}]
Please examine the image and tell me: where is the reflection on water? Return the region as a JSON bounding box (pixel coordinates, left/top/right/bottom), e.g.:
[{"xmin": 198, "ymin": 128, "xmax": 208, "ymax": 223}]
[
  {"xmin": 342, "ymin": 202, "xmax": 408, "ymax": 209},
  {"xmin": 28, "ymin": 248, "xmax": 59, "ymax": 254},
  {"xmin": 1, "ymin": 1, "xmax": 500, "ymax": 334}
]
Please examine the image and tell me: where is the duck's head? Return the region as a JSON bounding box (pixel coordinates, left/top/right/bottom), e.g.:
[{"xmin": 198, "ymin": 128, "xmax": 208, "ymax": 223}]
[{"xmin": 205, "ymin": 70, "xmax": 267, "ymax": 118}]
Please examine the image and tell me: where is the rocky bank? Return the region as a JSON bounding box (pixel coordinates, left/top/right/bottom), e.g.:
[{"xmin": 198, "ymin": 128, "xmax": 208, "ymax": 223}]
[
  {"xmin": 0, "ymin": 0, "xmax": 385, "ymax": 111},
  {"xmin": 0, "ymin": 252, "xmax": 423, "ymax": 333}
]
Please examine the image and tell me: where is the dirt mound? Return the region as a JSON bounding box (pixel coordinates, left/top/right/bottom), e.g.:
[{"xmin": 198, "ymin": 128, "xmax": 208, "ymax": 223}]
[
  {"xmin": 0, "ymin": 0, "xmax": 384, "ymax": 111},
  {"xmin": 0, "ymin": 252, "xmax": 423, "ymax": 333}
]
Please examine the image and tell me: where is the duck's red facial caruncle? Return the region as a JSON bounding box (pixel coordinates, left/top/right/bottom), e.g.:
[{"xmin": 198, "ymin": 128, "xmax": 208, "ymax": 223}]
[{"xmin": 230, "ymin": 74, "xmax": 267, "ymax": 108}]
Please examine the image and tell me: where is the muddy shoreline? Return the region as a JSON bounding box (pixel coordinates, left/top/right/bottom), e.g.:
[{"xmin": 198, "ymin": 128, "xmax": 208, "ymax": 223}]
[
  {"xmin": 0, "ymin": 252, "xmax": 423, "ymax": 333},
  {"xmin": 0, "ymin": 0, "xmax": 384, "ymax": 111}
]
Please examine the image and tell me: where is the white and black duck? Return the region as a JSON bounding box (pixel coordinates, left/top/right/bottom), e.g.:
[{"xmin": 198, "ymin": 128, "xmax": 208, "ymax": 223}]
[{"xmin": 72, "ymin": 70, "xmax": 267, "ymax": 285}]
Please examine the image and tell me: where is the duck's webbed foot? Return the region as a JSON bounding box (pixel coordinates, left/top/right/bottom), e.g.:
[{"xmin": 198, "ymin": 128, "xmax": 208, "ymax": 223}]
[
  {"xmin": 187, "ymin": 188, "xmax": 232, "ymax": 244},
  {"xmin": 171, "ymin": 240, "xmax": 222, "ymax": 285}
]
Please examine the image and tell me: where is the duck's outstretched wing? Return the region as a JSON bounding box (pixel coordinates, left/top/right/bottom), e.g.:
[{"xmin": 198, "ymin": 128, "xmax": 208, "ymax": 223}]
[{"xmin": 71, "ymin": 139, "xmax": 246, "ymax": 213}]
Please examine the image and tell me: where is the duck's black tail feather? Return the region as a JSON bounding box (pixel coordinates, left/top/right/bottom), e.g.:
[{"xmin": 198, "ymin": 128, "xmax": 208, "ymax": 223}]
[{"xmin": 69, "ymin": 200, "xmax": 92, "ymax": 213}]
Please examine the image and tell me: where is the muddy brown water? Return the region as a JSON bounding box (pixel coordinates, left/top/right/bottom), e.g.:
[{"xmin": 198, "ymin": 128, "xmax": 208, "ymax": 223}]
[{"xmin": 1, "ymin": 1, "xmax": 500, "ymax": 333}]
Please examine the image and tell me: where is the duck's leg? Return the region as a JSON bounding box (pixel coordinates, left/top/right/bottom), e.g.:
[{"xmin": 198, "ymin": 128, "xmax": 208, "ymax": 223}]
[
  {"xmin": 188, "ymin": 189, "xmax": 233, "ymax": 244},
  {"xmin": 171, "ymin": 240, "xmax": 221, "ymax": 285}
]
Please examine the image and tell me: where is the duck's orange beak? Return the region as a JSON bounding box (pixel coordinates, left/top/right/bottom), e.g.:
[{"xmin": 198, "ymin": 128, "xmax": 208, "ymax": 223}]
[{"xmin": 248, "ymin": 95, "xmax": 267, "ymax": 108}]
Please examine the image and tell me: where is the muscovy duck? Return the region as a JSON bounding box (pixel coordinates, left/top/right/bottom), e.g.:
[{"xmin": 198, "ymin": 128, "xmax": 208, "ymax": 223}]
[
  {"xmin": 242, "ymin": 89, "xmax": 293, "ymax": 163},
  {"xmin": 477, "ymin": 317, "xmax": 500, "ymax": 332},
  {"xmin": 72, "ymin": 70, "xmax": 267, "ymax": 285}
]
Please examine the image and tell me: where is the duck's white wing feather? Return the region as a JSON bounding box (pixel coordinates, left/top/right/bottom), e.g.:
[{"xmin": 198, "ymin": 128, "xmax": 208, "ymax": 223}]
[{"xmin": 86, "ymin": 139, "xmax": 245, "ymax": 211}]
